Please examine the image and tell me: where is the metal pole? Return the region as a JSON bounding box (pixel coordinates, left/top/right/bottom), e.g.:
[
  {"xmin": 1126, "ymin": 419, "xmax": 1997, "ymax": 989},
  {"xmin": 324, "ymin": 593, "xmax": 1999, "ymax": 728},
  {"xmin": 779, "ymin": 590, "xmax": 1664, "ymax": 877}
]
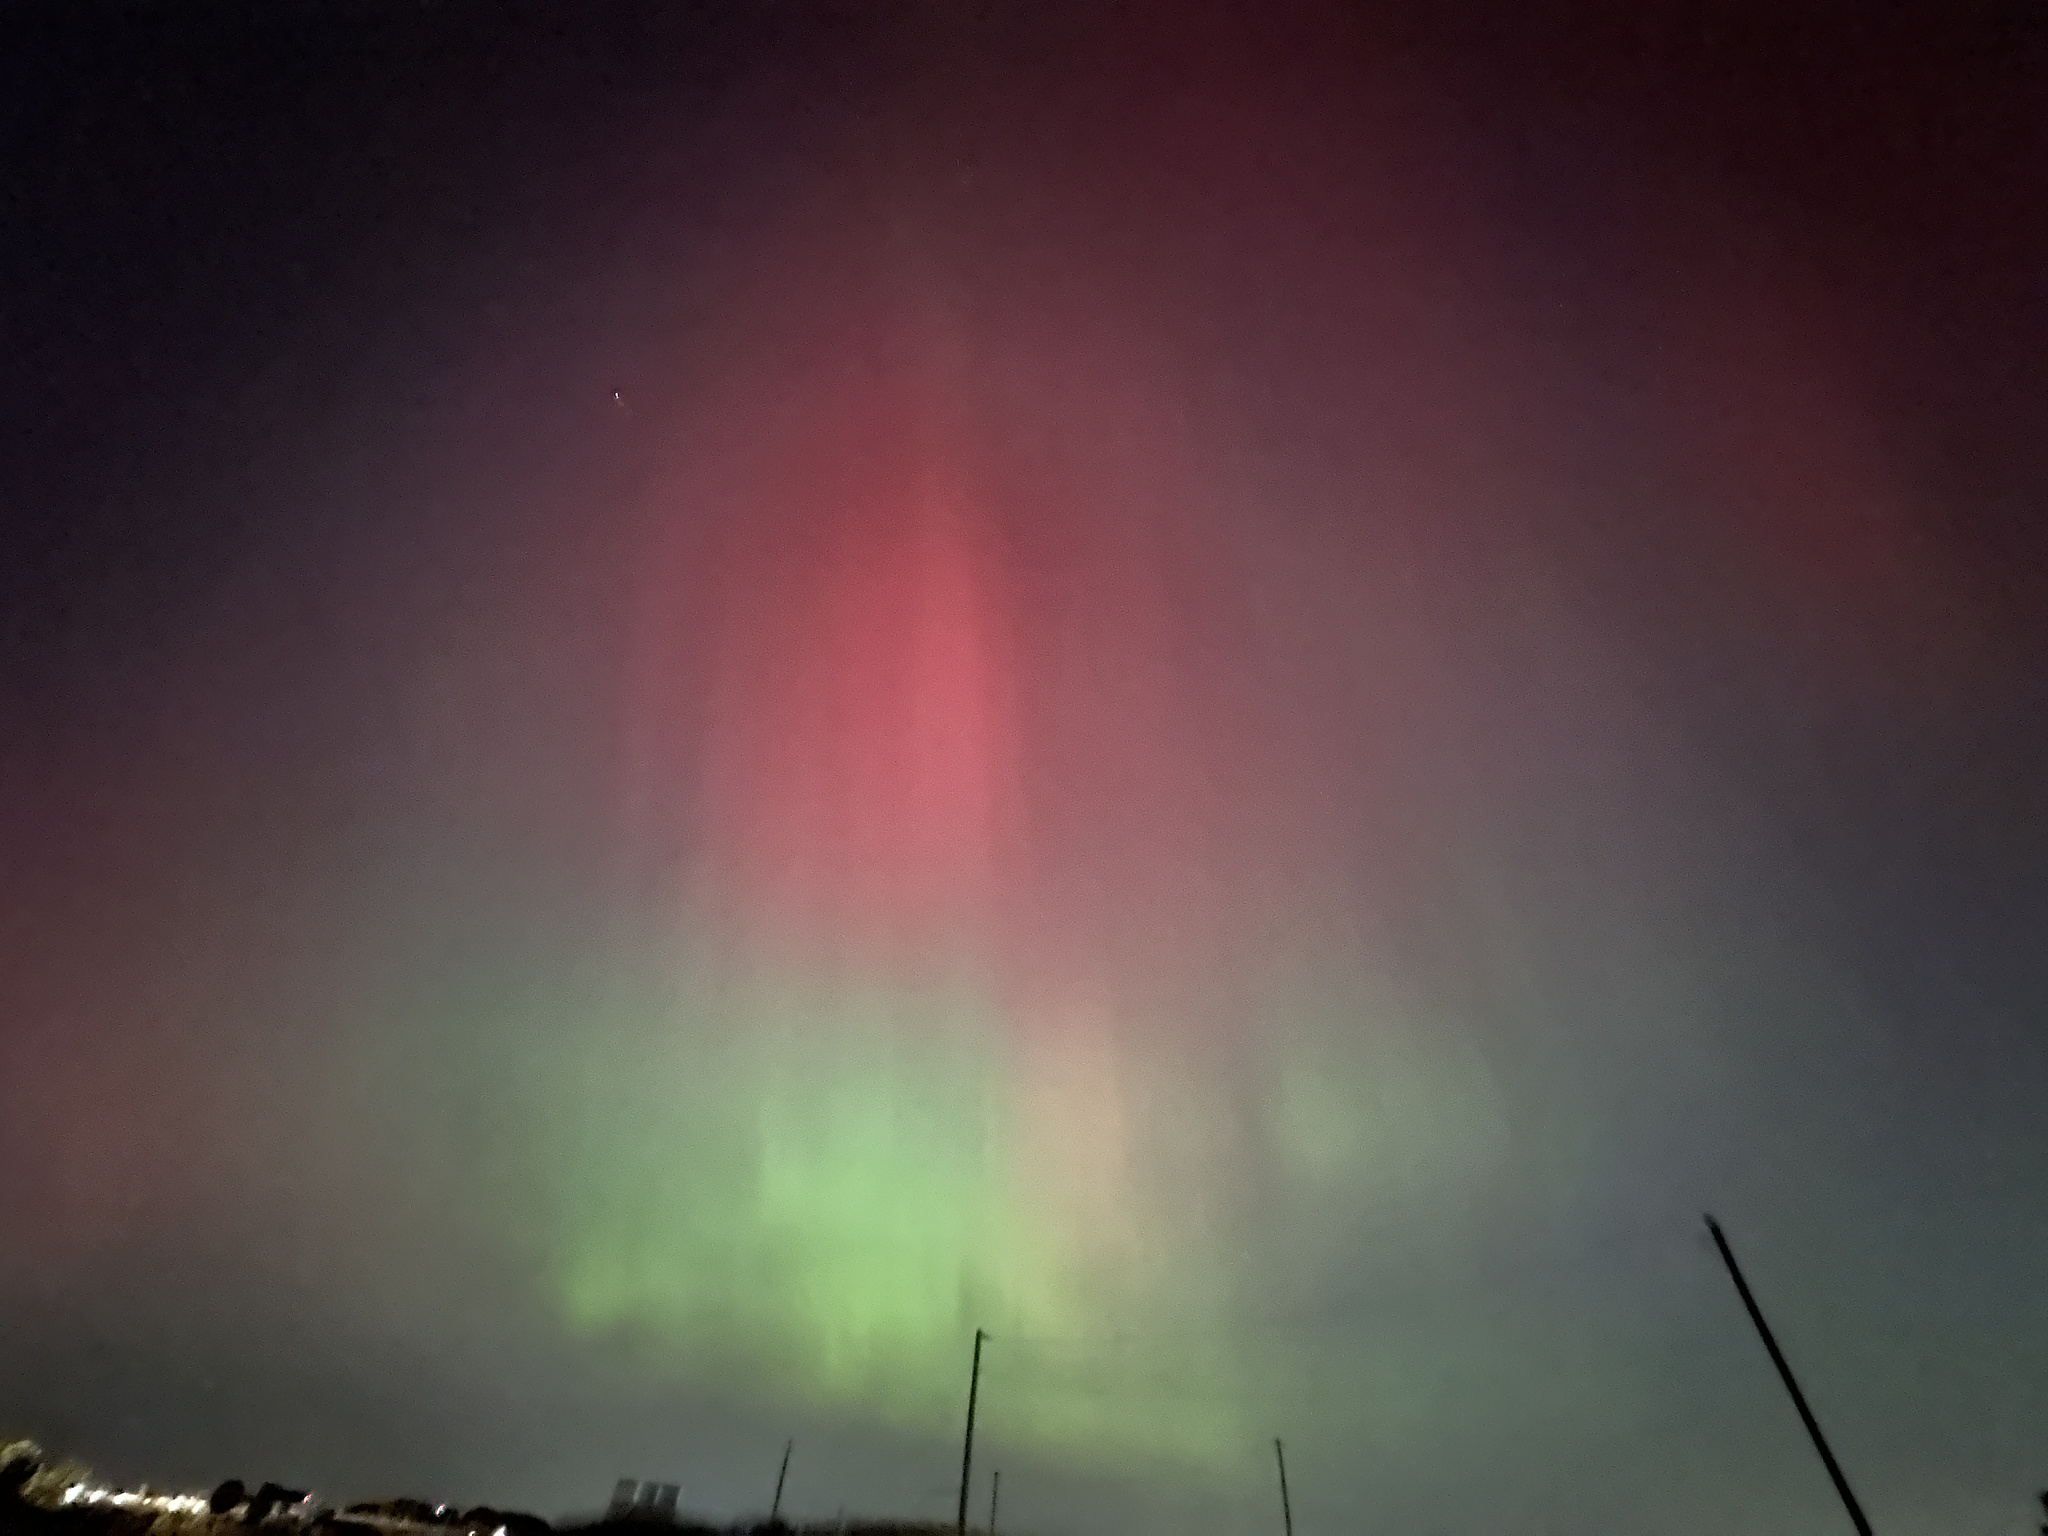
[
  {"xmin": 1704, "ymin": 1214, "xmax": 1873, "ymax": 1536},
  {"xmin": 988, "ymin": 1471, "xmax": 998, "ymax": 1536},
  {"xmin": 1273, "ymin": 1439, "xmax": 1293, "ymax": 1536},
  {"xmin": 957, "ymin": 1328, "xmax": 986, "ymax": 1536},
  {"xmin": 770, "ymin": 1440, "xmax": 793, "ymax": 1526}
]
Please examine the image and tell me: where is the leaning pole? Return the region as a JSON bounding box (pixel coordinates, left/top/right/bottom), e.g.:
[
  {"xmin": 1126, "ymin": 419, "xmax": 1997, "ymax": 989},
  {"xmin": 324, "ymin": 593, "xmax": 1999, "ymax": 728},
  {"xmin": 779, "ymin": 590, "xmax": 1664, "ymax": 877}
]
[
  {"xmin": 1704, "ymin": 1214, "xmax": 1872, "ymax": 1536},
  {"xmin": 957, "ymin": 1329, "xmax": 986, "ymax": 1536}
]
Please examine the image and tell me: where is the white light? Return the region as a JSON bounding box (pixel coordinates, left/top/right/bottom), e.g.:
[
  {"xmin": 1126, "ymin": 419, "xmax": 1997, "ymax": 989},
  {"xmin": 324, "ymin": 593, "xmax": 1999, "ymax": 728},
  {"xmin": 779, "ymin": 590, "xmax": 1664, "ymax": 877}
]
[{"xmin": 52, "ymin": 1483, "xmax": 212, "ymax": 1517}]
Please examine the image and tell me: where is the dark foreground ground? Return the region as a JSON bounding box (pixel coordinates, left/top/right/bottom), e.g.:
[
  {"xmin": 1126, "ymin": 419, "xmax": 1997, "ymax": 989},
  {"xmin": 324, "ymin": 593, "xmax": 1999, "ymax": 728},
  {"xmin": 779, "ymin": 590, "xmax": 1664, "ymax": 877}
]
[
  {"xmin": 3, "ymin": 1445, "xmax": 963, "ymax": 1536},
  {"xmin": 1, "ymin": 1508, "xmax": 956, "ymax": 1536}
]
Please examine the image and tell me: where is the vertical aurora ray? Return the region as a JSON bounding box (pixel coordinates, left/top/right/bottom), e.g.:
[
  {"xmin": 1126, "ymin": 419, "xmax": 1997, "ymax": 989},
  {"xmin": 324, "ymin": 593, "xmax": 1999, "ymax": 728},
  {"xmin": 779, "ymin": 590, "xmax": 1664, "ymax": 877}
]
[
  {"xmin": 541, "ymin": 341, "xmax": 1269, "ymax": 1462},
  {"xmin": 518, "ymin": 195, "xmax": 1567, "ymax": 1469}
]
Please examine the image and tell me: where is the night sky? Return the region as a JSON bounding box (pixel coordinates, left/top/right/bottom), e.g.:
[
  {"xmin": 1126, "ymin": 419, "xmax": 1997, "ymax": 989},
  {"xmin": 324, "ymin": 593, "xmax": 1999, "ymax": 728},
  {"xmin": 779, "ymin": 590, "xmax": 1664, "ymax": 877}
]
[{"xmin": 4, "ymin": 4, "xmax": 2047, "ymax": 1534}]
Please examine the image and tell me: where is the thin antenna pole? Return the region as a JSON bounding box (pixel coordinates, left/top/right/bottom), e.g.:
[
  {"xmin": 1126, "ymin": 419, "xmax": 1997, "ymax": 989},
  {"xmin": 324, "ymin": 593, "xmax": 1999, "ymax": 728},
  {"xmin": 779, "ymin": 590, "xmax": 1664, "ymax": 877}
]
[
  {"xmin": 1704, "ymin": 1214, "xmax": 1873, "ymax": 1536},
  {"xmin": 1273, "ymin": 1439, "xmax": 1293, "ymax": 1536},
  {"xmin": 957, "ymin": 1328, "xmax": 986, "ymax": 1536},
  {"xmin": 988, "ymin": 1471, "xmax": 998, "ymax": 1536},
  {"xmin": 770, "ymin": 1440, "xmax": 793, "ymax": 1526}
]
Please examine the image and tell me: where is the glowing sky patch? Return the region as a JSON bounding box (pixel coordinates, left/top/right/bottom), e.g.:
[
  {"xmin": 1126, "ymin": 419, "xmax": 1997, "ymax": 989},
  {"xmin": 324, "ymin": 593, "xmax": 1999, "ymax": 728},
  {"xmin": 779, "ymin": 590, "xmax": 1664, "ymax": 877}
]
[
  {"xmin": 5, "ymin": 15, "xmax": 2043, "ymax": 1536},
  {"xmin": 535, "ymin": 341, "xmax": 1301, "ymax": 1467}
]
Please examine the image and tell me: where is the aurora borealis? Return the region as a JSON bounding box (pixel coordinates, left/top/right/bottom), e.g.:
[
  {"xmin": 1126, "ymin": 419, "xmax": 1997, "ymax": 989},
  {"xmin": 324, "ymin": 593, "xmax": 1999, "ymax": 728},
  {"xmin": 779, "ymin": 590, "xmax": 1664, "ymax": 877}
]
[{"xmin": 4, "ymin": 5, "xmax": 2048, "ymax": 1535}]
